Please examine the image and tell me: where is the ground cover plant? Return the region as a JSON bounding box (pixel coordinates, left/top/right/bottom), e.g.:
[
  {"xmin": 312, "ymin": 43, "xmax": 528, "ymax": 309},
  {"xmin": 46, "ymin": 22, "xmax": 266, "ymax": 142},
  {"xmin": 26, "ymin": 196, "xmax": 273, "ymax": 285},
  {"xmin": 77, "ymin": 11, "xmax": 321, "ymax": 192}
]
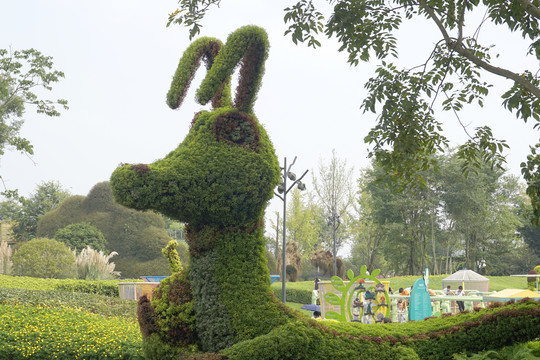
[
  {"xmin": 0, "ymin": 304, "xmax": 143, "ymax": 359},
  {"xmin": 0, "ymin": 275, "xmax": 144, "ymax": 359}
]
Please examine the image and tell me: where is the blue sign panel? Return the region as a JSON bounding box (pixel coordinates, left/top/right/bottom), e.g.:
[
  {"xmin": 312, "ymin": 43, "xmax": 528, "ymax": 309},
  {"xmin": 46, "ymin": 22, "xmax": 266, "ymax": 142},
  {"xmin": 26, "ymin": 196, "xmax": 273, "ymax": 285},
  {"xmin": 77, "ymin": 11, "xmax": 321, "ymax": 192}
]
[{"xmin": 409, "ymin": 278, "xmax": 432, "ymax": 321}]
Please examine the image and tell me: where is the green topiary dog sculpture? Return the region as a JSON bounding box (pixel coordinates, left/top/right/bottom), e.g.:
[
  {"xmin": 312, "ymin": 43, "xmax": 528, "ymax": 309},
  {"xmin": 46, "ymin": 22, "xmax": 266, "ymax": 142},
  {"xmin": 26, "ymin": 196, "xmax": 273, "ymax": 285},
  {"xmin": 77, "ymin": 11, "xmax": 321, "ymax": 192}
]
[{"xmin": 111, "ymin": 25, "xmax": 291, "ymax": 354}]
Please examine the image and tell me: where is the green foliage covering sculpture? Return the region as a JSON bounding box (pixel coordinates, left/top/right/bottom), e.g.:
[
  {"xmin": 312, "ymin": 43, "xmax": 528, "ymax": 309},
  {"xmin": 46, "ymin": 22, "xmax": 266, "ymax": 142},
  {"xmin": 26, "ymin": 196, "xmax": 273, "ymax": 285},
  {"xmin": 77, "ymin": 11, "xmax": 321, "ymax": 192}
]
[
  {"xmin": 110, "ymin": 26, "xmax": 540, "ymax": 359},
  {"xmin": 163, "ymin": 240, "xmax": 183, "ymax": 274}
]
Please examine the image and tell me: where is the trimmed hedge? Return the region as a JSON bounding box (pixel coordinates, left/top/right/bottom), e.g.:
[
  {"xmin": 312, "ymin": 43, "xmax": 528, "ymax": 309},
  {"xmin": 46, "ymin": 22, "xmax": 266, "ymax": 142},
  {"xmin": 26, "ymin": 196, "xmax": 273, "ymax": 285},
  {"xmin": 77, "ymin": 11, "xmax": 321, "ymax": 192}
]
[
  {"xmin": 222, "ymin": 299, "xmax": 540, "ymax": 360},
  {"xmin": 53, "ymin": 278, "xmax": 122, "ymax": 297},
  {"xmin": 36, "ymin": 181, "xmax": 172, "ymax": 275},
  {"xmin": 0, "ymin": 287, "xmax": 137, "ymax": 319},
  {"xmin": 271, "ymin": 286, "xmax": 312, "ymax": 304}
]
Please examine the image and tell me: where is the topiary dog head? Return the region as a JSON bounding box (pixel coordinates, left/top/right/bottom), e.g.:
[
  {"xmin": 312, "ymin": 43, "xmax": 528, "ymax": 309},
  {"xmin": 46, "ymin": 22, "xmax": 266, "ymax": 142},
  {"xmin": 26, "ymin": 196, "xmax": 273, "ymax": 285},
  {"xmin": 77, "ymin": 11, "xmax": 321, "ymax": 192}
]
[{"xmin": 111, "ymin": 26, "xmax": 280, "ymax": 227}]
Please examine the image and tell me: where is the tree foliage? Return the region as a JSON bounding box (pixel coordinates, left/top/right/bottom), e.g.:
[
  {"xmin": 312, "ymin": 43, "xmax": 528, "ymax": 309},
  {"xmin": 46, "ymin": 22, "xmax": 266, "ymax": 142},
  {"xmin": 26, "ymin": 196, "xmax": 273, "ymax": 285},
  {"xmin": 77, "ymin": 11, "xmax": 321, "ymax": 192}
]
[
  {"xmin": 0, "ymin": 48, "xmax": 68, "ymax": 196},
  {"xmin": 168, "ymin": 0, "xmax": 540, "ymax": 223},
  {"xmin": 54, "ymin": 222, "xmax": 108, "ymax": 253},
  {"xmin": 36, "ymin": 181, "xmax": 171, "ymax": 277},
  {"xmin": 11, "ymin": 238, "xmax": 75, "ymax": 278},
  {"xmin": 0, "ymin": 180, "xmax": 71, "ymax": 241},
  {"xmin": 354, "ymin": 151, "xmax": 533, "ymax": 275},
  {"xmin": 312, "ymin": 149, "xmax": 354, "ymax": 254},
  {"xmin": 285, "ymin": 188, "xmax": 320, "ymax": 257}
]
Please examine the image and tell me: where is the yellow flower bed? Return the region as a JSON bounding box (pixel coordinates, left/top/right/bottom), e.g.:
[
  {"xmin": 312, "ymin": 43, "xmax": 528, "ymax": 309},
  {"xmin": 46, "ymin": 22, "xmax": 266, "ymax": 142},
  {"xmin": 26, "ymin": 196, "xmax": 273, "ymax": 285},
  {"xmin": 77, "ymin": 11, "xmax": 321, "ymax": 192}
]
[{"xmin": 0, "ymin": 304, "xmax": 144, "ymax": 359}]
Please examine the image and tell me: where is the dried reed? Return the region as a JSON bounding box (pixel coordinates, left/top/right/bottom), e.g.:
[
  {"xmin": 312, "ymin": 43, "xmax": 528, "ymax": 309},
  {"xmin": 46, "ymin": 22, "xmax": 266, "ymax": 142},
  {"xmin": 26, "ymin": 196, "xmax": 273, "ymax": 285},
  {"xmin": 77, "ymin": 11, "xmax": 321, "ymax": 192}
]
[
  {"xmin": 74, "ymin": 246, "xmax": 120, "ymax": 280},
  {"xmin": 0, "ymin": 239, "xmax": 13, "ymax": 275}
]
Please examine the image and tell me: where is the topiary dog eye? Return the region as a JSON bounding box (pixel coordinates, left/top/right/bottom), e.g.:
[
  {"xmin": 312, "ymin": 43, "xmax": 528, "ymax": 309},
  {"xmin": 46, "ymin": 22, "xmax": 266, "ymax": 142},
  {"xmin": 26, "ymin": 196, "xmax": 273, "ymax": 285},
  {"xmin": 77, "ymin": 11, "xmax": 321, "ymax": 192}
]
[{"xmin": 213, "ymin": 111, "xmax": 260, "ymax": 151}]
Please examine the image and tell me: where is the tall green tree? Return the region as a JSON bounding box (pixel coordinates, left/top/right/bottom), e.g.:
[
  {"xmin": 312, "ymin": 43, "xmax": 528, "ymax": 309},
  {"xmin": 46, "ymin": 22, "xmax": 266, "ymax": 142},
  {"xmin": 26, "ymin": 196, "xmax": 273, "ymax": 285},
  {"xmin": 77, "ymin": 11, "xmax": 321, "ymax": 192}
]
[
  {"xmin": 312, "ymin": 150, "xmax": 354, "ymax": 260},
  {"xmin": 438, "ymin": 153, "xmax": 523, "ymax": 273},
  {"xmin": 285, "ymin": 188, "xmax": 319, "ymax": 257},
  {"xmin": 168, "ymin": 0, "xmax": 540, "ymax": 222},
  {"xmin": 364, "ymin": 162, "xmax": 435, "ymax": 275},
  {"xmin": 349, "ymin": 169, "xmax": 389, "ymax": 273},
  {"xmin": 54, "ymin": 222, "xmax": 108, "ymax": 253},
  {"xmin": 355, "ymin": 151, "xmax": 528, "ymax": 275},
  {"xmin": 0, "ymin": 180, "xmax": 71, "ymax": 241},
  {"xmin": 0, "ymin": 48, "xmax": 68, "ymax": 196}
]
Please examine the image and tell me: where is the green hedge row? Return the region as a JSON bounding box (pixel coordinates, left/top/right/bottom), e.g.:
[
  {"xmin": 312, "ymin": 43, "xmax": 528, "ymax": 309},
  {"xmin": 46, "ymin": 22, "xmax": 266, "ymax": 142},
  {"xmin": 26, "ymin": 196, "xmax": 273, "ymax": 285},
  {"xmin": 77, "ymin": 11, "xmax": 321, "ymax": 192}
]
[
  {"xmin": 53, "ymin": 278, "xmax": 122, "ymax": 297},
  {"xmin": 0, "ymin": 287, "xmax": 137, "ymax": 319},
  {"xmin": 221, "ymin": 300, "xmax": 540, "ymax": 360},
  {"xmin": 271, "ymin": 286, "xmax": 312, "ymax": 305},
  {"xmin": 0, "ymin": 274, "xmax": 142, "ymax": 297},
  {"xmin": 0, "ymin": 304, "xmax": 143, "ymax": 359}
]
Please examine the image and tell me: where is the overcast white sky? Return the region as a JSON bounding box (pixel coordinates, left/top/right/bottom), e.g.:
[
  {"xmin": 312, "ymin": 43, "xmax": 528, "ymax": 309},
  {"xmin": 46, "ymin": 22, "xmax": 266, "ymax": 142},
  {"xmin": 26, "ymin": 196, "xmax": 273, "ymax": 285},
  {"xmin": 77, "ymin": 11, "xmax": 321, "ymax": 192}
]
[{"xmin": 3, "ymin": 1, "xmax": 539, "ymax": 247}]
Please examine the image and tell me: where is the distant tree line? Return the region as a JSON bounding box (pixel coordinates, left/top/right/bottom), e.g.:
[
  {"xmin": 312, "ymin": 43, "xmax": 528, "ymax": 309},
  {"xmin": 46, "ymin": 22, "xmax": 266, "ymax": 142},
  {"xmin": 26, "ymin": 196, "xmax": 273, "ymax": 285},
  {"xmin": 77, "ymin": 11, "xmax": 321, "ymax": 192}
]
[{"xmin": 266, "ymin": 150, "xmax": 540, "ymax": 279}]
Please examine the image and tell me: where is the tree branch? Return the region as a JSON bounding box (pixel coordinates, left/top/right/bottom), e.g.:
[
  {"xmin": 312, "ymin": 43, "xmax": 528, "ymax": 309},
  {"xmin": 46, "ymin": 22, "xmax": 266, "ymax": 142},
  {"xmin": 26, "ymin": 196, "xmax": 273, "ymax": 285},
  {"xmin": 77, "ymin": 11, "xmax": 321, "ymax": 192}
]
[
  {"xmin": 419, "ymin": 0, "xmax": 540, "ymax": 101},
  {"xmin": 516, "ymin": 0, "xmax": 540, "ymax": 20},
  {"xmin": 457, "ymin": 1, "xmax": 466, "ymax": 44},
  {"xmin": 418, "ymin": 0, "xmax": 453, "ymax": 44}
]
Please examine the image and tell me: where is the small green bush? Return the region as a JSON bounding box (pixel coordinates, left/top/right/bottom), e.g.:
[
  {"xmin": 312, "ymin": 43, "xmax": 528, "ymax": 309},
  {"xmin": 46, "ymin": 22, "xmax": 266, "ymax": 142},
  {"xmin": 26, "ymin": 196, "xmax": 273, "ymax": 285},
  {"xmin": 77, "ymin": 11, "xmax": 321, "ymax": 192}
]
[
  {"xmin": 138, "ymin": 271, "xmax": 199, "ymax": 359},
  {"xmin": 12, "ymin": 238, "xmax": 76, "ymax": 278},
  {"xmin": 54, "ymin": 222, "xmax": 108, "ymax": 252},
  {"xmin": 163, "ymin": 240, "xmax": 182, "ymax": 274}
]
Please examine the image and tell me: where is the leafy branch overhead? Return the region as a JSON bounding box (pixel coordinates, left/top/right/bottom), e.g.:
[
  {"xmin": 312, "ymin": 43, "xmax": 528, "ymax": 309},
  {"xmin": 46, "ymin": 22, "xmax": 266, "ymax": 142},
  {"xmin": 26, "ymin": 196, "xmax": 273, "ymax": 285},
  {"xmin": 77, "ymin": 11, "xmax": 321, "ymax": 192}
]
[
  {"xmin": 169, "ymin": 0, "xmax": 540, "ymax": 221},
  {"xmin": 0, "ymin": 48, "xmax": 68, "ymax": 195}
]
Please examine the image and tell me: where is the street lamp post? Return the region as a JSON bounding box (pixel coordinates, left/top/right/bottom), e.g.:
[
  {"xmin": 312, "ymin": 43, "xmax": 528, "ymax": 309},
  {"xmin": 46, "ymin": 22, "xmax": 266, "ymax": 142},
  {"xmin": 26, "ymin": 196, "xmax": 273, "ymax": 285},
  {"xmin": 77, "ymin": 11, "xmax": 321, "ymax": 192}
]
[{"xmin": 274, "ymin": 156, "xmax": 308, "ymax": 303}]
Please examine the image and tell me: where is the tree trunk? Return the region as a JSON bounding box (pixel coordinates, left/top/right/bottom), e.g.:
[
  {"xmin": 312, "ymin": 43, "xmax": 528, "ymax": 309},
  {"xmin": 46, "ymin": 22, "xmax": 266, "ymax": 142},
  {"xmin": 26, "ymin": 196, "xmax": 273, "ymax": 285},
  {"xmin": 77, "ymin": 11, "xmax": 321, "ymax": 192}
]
[{"xmin": 431, "ymin": 213, "xmax": 439, "ymax": 275}]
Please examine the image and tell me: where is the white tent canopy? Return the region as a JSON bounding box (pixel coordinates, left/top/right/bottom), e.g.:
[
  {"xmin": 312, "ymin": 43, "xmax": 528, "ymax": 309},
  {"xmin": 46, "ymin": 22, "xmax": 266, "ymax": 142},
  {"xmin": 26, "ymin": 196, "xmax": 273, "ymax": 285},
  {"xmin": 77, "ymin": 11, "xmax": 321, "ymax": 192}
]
[{"xmin": 442, "ymin": 269, "xmax": 489, "ymax": 292}]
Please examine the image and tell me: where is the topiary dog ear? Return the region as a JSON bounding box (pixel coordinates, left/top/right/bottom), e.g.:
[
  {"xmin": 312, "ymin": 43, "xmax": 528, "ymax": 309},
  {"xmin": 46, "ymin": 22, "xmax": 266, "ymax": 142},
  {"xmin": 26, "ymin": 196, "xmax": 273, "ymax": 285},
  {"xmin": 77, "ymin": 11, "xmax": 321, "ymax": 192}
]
[
  {"xmin": 167, "ymin": 37, "xmax": 232, "ymax": 110},
  {"xmin": 196, "ymin": 26, "xmax": 269, "ymax": 114}
]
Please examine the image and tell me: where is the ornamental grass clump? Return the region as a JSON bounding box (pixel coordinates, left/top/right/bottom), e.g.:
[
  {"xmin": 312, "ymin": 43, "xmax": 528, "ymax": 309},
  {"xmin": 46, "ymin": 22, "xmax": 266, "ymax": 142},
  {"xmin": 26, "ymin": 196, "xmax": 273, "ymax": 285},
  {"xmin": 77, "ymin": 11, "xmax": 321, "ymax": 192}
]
[
  {"xmin": 0, "ymin": 239, "xmax": 12, "ymax": 275},
  {"xmin": 75, "ymin": 246, "xmax": 120, "ymax": 280}
]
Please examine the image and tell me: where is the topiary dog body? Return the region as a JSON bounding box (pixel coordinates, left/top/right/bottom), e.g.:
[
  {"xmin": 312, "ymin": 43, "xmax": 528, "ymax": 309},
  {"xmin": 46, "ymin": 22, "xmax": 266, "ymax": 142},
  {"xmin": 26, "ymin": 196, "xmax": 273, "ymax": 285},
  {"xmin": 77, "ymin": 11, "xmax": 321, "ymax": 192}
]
[{"xmin": 111, "ymin": 26, "xmax": 290, "ymax": 353}]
